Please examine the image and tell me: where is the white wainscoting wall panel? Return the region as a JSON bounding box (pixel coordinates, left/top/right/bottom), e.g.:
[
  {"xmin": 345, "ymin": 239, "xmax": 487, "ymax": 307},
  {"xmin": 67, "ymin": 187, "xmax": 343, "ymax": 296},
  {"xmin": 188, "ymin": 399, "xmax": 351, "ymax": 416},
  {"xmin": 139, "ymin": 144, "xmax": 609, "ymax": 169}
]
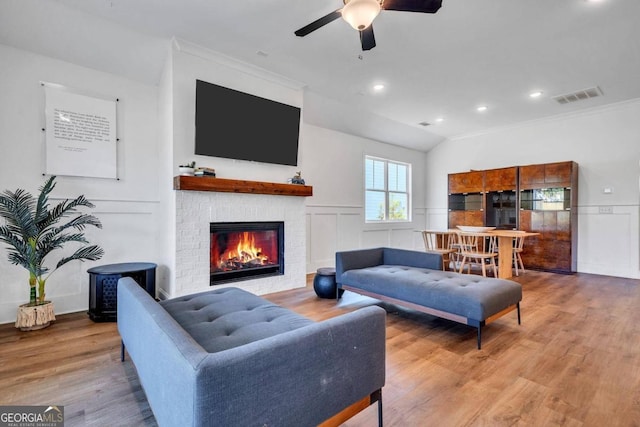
[
  {"xmin": 306, "ymin": 206, "xmax": 427, "ymax": 272},
  {"xmin": 578, "ymin": 205, "xmax": 640, "ymax": 278}
]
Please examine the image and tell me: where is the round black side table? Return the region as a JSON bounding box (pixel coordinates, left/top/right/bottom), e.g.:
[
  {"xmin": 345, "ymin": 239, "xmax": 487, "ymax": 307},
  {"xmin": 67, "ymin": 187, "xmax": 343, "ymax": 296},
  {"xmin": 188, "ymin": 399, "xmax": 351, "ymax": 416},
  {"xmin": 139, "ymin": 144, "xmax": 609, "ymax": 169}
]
[
  {"xmin": 313, "ymin": 267, "xmax": 343, "ymax": 299},
  {"xmin": 87, "ymin": 262, "xmax": 157, "ymax": 322}
]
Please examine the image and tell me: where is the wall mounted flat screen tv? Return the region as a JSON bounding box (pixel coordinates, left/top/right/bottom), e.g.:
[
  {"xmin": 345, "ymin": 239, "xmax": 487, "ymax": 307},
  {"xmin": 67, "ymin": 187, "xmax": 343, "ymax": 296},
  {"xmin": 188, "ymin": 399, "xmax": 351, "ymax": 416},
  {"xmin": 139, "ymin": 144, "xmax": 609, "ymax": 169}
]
[{"xmin": 195, "ymin": 79, "xmax": 301, "ymax": 166}]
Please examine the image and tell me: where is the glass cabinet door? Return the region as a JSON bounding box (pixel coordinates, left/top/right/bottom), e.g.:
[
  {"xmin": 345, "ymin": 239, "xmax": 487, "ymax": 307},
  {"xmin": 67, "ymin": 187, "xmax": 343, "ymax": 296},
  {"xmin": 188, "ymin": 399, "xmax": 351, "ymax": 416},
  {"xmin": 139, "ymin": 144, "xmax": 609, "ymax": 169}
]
[
  {"xmin": 448, "ymin": 193, "xmax": 482, "ymax": 211},
  {"xmin": 520, "ymin": 188, "xmax": 571, "ymax": 211},
  {"xmin": 485, "ymin": 190, "xmax": 517, "ymax": 228}
]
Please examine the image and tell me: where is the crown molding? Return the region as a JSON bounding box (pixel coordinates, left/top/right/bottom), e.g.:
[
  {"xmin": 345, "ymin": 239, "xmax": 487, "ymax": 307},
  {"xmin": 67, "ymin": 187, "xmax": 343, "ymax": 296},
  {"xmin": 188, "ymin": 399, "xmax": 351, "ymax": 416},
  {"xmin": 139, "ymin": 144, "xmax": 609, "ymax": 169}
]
[
  {"xmin": 449, "ymin": 97, "xmax": 640, "ymax": 141},
  {"xmin": 171, "ymin": 37, "xmax": 306, "ymax": 91}
]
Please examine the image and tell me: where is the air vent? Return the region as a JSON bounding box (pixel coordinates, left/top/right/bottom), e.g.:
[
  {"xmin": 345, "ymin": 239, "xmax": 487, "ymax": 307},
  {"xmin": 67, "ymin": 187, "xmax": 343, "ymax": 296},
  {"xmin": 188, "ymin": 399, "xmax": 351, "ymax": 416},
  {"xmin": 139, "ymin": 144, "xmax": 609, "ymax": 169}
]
[
  {"xmin": 418, "ymin": 121, "xmax": 431, "ymax": 127},
  {"xmin": 552, "ymin": 86, "xmax": 603, "ymax": 105}
]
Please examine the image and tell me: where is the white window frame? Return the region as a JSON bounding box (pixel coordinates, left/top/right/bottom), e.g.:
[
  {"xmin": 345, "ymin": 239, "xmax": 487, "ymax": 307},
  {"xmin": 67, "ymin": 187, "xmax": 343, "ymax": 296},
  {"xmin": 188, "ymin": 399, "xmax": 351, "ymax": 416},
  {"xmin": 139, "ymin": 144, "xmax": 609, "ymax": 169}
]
[{"xmin": 364, "ymin": 155, "xmax": 412, "ymax": 223}]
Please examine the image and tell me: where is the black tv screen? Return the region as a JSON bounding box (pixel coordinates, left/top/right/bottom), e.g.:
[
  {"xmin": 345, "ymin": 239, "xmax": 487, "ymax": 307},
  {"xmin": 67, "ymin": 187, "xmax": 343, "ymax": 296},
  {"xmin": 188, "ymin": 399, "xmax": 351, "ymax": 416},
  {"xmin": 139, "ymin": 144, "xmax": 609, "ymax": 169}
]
[{"xmin": 195, "ymin": 79, "xmax": 301, "ymax": 166}]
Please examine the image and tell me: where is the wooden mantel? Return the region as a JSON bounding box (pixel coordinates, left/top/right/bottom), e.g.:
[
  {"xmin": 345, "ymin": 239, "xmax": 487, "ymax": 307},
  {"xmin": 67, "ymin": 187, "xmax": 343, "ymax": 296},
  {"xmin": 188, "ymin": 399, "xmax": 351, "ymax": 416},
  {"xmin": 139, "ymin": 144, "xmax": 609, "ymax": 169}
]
[{"xmin": 173, "ymin": 175, "xmax": 313, "ymax": 197}]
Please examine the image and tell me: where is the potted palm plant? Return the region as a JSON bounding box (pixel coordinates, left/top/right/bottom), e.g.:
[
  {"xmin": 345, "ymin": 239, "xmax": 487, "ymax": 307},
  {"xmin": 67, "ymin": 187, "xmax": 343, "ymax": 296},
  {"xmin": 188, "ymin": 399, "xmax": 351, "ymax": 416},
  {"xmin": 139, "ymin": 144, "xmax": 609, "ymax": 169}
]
[{"xmin": 0, "ymin": 176, "xmax": 104, "ymax": 330}]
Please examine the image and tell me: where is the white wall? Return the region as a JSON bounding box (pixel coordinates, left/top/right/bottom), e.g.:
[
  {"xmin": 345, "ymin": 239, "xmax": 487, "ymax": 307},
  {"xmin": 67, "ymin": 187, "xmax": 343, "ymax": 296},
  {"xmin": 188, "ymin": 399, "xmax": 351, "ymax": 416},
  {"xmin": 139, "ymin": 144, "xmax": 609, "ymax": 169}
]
[
  {"xmin": 301, "ymin": 124, "xmax": 428, "ymax": 272},
  {"xmin": 424, "ymin": 101, "xmax": 640, "ymax": 278},
  {"xmin": 0, "ymin": 43, "xmax": 161, "ymax": 323},
  {"xmin": 156, "ymin": 43, "xmax": 176, "ymax": 299}
]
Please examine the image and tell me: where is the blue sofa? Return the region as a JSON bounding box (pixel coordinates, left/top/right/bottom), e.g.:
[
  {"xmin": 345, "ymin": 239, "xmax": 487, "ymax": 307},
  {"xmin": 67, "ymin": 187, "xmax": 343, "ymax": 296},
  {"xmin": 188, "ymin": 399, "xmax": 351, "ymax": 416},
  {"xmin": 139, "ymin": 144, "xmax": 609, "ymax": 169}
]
[
  {"xmin": 117, "ymin": 278, "xmax": 386, "ymax": 426},
  {"xmin": 335, "ymin": 247, "xmax": 522, "ymax": 349}
]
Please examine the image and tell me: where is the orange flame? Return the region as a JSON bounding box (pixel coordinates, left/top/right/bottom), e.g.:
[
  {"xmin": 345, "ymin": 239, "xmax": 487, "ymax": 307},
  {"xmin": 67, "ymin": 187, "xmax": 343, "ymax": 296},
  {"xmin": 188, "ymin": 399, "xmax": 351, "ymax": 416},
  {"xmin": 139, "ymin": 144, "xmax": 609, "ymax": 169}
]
[{"xmin": 218, "ymin": 232, "xmax": 269, "ymax": 269}]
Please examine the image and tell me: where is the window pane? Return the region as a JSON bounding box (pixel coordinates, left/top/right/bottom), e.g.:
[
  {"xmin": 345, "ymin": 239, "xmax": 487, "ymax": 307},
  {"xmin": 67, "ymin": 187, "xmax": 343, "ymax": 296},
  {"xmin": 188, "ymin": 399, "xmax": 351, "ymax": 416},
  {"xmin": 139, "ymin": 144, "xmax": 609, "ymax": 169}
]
[
  {"xmin": 396, "ymin": 164, "xmax": 407, "ymax": 192},
  {"xmin": 365, "ymin": 158, "xmax": 374, "ymax": 188},
  {"xmin": 366, "ymin": 159, "xmax": 385, "ymax": 190},
  {"xmin": 375, "ymin": 160, "xmax": 385, "ymax": 189},
  {"xmin": 365, "ymin": 190, "xmax": 386, "ymax": 221},
  {"xmin": 388, "ymin": 192, "xmax": 408, "ymax": 220},
  {"xmin": 388, "ymin": 162, "xmax": 407, "ymax": 192},
  {"xmin": 388, "ymin": 163, "xmax": 398, "ymax": 191}
]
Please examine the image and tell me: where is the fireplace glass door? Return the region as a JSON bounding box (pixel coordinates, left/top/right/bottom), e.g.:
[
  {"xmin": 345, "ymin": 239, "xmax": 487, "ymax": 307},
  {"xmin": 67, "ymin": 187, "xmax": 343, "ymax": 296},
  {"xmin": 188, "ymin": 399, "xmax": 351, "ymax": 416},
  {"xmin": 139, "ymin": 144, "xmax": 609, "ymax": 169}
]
[{"xmin": 210, "ymin": 221, "xmax": 284, "ymax": 284}]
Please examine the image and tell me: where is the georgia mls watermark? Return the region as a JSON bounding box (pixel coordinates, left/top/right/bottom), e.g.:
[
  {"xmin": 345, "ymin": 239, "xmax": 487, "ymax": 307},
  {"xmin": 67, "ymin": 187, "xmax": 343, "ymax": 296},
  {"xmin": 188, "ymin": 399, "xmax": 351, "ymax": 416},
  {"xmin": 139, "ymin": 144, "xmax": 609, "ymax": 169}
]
[{"xmin": 0, "ymin": 406, "xmax": 64, "ymax": 427}]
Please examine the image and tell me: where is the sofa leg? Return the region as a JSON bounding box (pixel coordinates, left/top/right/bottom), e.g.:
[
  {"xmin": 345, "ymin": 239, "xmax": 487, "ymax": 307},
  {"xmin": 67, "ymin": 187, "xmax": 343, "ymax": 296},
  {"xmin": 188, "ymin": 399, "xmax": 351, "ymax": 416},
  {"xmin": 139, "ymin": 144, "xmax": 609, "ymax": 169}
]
[
  {"xmin": 517, "ymin": 302, "xmax": 521, "ymax": 325},
  {"xmin": 377, "ymin": 392, "xmax": 383, "ymax": 427},
  {"xmin": 121, "ymin": 340, "xmax": 126, "ymax": 362},
  {"xmin": 477, "ymin": 326, "xmax": 482, "ymax": 350}
]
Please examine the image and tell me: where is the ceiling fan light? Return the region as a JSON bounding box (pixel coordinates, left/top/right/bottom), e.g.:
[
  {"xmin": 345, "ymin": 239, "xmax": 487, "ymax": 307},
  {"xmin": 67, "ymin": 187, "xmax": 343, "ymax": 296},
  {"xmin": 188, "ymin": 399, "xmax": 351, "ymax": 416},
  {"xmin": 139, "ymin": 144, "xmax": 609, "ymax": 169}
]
[{"xmin": 342, "ymin": 0, "xmax": 381, "ymax": 31}]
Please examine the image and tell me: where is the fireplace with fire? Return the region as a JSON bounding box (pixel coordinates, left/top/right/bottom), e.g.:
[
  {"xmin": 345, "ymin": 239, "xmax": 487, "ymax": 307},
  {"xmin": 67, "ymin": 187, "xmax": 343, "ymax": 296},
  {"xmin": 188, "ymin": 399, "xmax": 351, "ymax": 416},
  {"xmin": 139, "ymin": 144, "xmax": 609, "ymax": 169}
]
[{"xmin": 209, "ymin": 221, "xmax": 284, "ymax": 284}]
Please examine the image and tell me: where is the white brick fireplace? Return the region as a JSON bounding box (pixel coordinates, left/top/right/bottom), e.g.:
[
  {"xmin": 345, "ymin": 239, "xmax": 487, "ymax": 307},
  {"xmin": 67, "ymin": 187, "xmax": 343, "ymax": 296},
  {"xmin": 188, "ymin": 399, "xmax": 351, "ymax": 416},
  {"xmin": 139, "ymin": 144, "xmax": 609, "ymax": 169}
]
[{"xmin": 173, "ymin": 186, "xmax": 308, "ymax": 297}]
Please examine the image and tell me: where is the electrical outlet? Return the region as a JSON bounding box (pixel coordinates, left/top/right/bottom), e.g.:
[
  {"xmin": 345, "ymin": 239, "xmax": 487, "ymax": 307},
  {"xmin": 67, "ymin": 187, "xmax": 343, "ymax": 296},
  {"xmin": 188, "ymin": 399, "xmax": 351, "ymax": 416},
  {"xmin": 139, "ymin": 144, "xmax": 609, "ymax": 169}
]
[{"xmin": 598, "ymin": 206, "xmax": 613, "ymax": 214}]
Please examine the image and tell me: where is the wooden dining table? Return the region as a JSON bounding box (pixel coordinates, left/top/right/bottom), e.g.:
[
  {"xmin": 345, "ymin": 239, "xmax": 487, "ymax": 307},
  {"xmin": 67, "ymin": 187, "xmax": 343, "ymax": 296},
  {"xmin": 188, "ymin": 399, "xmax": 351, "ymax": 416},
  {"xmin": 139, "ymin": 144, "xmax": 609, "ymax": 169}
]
[
  {"xmin": 424, "ymin": 229, "xmax": 540, "ymax": 279},
  {"xmin": 484, "ymin": 230, "xmax": 540, "ymax": 279}
]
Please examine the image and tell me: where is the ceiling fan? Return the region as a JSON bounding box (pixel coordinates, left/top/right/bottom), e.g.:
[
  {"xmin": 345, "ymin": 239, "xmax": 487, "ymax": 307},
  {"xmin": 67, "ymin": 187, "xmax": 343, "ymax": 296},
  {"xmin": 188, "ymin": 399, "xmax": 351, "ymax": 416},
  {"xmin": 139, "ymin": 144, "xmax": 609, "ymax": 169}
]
[{"xmin": 294, "ymin": 0, "xmax": 443, "ymax": 51}]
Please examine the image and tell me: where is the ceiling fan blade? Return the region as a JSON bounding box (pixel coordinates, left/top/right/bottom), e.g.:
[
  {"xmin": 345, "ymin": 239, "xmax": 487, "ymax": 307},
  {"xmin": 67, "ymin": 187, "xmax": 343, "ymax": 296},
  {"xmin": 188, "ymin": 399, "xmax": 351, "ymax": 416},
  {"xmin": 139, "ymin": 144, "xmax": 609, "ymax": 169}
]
[
  {"xmin": 382, "ymin": 0, "xmax": 442, "ymax": 13},
  {"xmin": 295, "ymin": 10, "xmax": 342, "ymax": 37},
  {"xmin": 360, "ymin": 25, "xmax": 376, "ymax": 51}
]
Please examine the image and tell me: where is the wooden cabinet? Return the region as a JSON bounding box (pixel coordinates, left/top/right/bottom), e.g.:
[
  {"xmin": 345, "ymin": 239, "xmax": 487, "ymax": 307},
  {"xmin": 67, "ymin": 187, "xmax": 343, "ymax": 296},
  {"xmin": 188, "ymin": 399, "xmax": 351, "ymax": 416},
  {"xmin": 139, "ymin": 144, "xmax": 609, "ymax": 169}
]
[
  {"xmin": 448, "ymin": 171, "xmax": 484, "ymax": 194},
  {"xmin": 518, "ymin": 161, "xmax": 578, "ymax": 273},
  {"xmin": 447, "ymin": 161, "xmax": 578, "ymax": 274}
]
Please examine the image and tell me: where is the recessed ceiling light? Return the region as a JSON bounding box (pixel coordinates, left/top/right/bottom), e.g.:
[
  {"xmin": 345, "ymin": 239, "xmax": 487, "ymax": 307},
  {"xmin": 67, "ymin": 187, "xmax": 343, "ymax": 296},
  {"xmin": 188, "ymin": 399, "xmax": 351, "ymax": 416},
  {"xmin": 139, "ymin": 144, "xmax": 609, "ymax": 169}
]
[
  {"xmin": 476, "ymin": 105, "xmax": 488, "ymax": 112},
  {"xmin": 373, "ymin": 84, "xmax": 385, "ymax": 91},
  {"xmin": 529, "ymin": 91, "xmax": 543, "ymax": 98},
  {"xmin": 435, "ymin": 117, "xmax": 444, "ymax": 123}
]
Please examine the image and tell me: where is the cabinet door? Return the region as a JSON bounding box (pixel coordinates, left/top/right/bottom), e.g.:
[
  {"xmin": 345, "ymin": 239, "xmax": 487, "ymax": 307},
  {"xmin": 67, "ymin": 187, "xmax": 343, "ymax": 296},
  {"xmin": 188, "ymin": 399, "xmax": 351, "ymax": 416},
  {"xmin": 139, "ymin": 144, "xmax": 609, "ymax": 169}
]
[
  {"xmin": 519, "ymin": 210, "xmax": 573, "ymax": 273},
  {"xmin": 484, "ymin": 167, "xmax": 517, "ymax": 192},
  {"xmin": 448, "ymin": 211, "xmax": 466, "ymax": 229},
  {"xmin": 556, "ymin": 210, "xmax": 571, "ymax": 241},
  {"xmin": 448, "ymin": 171, "xmax": 484, "ymax": 194},
  {"xmin": 545, "ymin": 161, "xmax": 573, "ymax": 186},
  {"xmin": 448, "ymin": 210, "xmax": 484, "ymax": 228},
  {"xmin": 465, "ymin": 211, "xmax": 484, "ymax": 226},
  {"xmin": 519, "ymin": 210, "xmax": 532, "ymax": 231},
  {"xmin": 519, "ymin": 164, "xmax": 545, "ymax": 188}
]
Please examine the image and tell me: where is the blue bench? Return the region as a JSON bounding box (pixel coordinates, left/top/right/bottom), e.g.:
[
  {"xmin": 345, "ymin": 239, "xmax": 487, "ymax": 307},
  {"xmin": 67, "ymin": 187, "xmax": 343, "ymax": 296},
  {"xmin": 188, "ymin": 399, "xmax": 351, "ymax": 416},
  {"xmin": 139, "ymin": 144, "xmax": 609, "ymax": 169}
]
[{"xmin": 336, "ymin": 247, "xmax": 522, "ymax": 349}]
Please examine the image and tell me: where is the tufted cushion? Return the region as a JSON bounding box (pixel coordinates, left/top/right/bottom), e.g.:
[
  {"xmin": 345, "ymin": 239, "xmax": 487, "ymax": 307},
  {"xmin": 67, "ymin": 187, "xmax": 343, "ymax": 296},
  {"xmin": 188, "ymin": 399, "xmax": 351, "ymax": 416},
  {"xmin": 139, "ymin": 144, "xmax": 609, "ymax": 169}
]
[
  {"xmin": 340, "ymin": 265, "xmax": 522, "ymax": 321},
  {"xmin": 160, "ymin": 287, "xmax": 314, "ymax": 353}
]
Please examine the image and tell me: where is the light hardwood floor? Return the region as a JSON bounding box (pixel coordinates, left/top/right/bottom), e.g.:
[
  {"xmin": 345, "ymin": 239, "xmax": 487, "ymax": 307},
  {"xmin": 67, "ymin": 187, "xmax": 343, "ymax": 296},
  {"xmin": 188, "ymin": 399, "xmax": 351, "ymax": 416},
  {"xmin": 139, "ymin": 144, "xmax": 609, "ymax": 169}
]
[{"xmin": 1, "ymin": 271, "xmax": 639, "ymax": 426}]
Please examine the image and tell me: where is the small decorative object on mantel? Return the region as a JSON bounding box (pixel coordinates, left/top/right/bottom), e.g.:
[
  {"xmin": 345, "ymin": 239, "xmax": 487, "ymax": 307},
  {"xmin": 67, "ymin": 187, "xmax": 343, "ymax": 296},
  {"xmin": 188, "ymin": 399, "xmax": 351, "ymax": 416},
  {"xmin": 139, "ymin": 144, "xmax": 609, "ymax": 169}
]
[
  {"xmin": 178, "ymin": 161, "xmax": 196, "ymax": 176},
  {"xmin": 289, "ymin": 171, "xmax": 305, "ymax": 185},
  {"xmin": 0, "ymin": 176, "xmax": 104, "ymax": 331},
  {"xmin": 194, "ymin": 167, "xmax": 216, "ymax": 177}
]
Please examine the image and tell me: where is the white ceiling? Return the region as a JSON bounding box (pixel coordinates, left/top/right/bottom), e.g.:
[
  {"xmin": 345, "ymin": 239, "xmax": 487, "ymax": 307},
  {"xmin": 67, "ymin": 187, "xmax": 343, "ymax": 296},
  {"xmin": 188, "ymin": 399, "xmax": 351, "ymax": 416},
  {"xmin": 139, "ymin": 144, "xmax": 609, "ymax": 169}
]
[{"xmin": 6, "ymin": 0, "xmax": 640, "ymax": 151}]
